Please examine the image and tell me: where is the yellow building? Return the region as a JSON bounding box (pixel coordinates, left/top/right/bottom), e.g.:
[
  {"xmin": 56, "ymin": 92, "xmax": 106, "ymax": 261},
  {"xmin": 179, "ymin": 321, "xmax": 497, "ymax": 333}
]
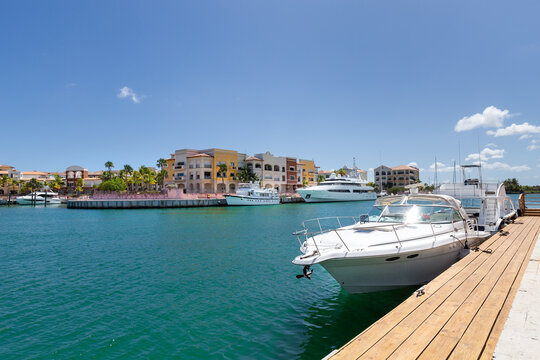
[
  {"xmin": 163, "ymin": 155, "xmax": 175, "ymax": 186},
  {"xmin": 173, "ymin": 148, "xmax": 241, "ymax": 193},
  {"xmin": 212, "ymin": 149, "xmax": 239, "ymax": 193},
  {"xmin": 299, "ymin": 159, "xmax": 317, "ymax": 186}
]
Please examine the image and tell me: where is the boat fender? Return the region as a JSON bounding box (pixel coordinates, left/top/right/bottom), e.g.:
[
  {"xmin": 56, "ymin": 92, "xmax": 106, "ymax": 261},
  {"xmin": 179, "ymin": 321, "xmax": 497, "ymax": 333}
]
[{"xmin": 296, "ymin": 265, "xmax": 313, "ymax": 280}]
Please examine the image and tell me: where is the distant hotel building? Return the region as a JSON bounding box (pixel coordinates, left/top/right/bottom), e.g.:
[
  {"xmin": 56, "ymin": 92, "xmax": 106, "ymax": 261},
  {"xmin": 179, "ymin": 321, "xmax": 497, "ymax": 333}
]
[
  {"xmin": 168, "ymin": 148, "xmax": 318, "ymax": 193},
  {"xmin": 374, "ymin": 165, "xmax": 420, "ymax": 188}
]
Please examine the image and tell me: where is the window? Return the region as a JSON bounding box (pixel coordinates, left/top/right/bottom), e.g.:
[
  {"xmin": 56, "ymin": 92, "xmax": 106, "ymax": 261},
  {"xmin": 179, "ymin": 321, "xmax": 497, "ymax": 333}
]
[
  {"xmin": 273, "ymin": 165, "xmax": 279, "ymax": 171},
  {"xmin": 255, "ymin": 164, "xmax": 261, "ymax": 169},
  {"xmin": 302, "ymin": 169, "xmax": 305, "ymax": 172},
  {"xmin": 196, "ymin": 173, "xmax": 200, "ymax": 180},
  {"xmin": 282, "ymin": 167, "xmax": 285, "ymax": 172},
  {"xmin": 190, "ymin": 174, "xmax": 194, "ymax": 180},
  {"xmin": 230, "ymin": 162, "xmax": 235, "ymax": 169},
  {"xmin": 290, "ymin": 175, "xmax": 295, "ymax": 180},
  {"xmin": 247, "ymin": 164, "xmax": 253, "ymax": 169},
  {"xmin": 264, "ymin": 164, "xmax": 272, "ymax": 171},
  {"xmin": 204, "ymin": 172, "xmax": 211, "ymax": 179},
  {"xmin": 375, "ymin": 171, "xmax": 380, "ymax": 176},
  {"xmin": 195, "ymin": 162, "xmax": 200, "ymax": 168},
  {"xmin": 282, "ymin": 176, "xmax": 285, "ymax": 181},
  {"xmin": 329, "ymin": 189, "xmax": 351, "ymax": 193},
  {"xmin": 289, "ymin": 166, "xmax": 295, "ymax": 171}
]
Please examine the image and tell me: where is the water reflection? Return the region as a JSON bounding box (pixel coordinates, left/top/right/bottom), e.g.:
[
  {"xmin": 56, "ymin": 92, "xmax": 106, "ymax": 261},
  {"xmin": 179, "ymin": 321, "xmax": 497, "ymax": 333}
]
[{"xmin": 299, "ymin": 286, "xmax": 416, "ymax": 359}]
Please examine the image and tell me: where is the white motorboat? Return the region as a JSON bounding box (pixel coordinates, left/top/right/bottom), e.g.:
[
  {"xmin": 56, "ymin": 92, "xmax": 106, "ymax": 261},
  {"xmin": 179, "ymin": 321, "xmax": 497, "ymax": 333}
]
[
  {"xmin": 434, "ymin": 164, "xmax": 517, "ymax": 233},
  {"xmin": 292, "ymin": 194, "xmax": 490, "ymax": 294},
  {"xmin": 296, "ymin": 174, "xmax": 377, "ymax": 203},
  {"xmin": 16, "ymin": 191, "xmax": 61, "ymax": 205},
  {"xmin": 224, "ymin": 183, "xmax": 280, "ymax": 206}
]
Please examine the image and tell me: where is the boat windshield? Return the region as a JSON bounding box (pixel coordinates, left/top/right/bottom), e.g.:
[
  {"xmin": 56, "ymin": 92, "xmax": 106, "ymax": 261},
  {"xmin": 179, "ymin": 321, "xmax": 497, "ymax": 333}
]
[{"xmin": 377, "ymin": 205, "xmax": 462, "ymax": 224}]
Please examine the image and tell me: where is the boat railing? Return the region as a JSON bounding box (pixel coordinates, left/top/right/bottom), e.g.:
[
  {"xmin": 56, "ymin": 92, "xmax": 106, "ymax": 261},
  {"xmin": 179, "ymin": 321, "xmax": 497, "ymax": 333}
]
[
  {"xmin": 295, "ymin": 215, "xmax": 478, "ymax": 253},
  {"xmin": 293, "ymin": 216, "xmax": 364, "ymax": 252}
]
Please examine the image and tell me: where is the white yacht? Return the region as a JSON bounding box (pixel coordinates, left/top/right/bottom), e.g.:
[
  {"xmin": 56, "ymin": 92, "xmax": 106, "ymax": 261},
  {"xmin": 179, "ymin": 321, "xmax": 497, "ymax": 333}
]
[
  {"xmin": 224, "ymin": 183, "xmax": 280, "ymax": 206},
  {"xmin": 296, "ymin": 174, "xmax": 377, "ymax": 203},
  {"xmin": 434, "ymin": 164, "xmax": 517, "ymax": 233},
  {"xmin": 292, "ymin": 194, "xmax": 490, "ymax": 294},
  {"xmin": 16, "ymin": 191, "xmax": 61, "ymax": 205}
]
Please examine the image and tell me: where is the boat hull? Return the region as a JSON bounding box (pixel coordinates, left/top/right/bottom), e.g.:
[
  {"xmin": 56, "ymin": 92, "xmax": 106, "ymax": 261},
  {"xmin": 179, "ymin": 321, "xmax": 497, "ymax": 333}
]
[
  {"xmin": 320, "ymin": 244, "xmax": 463, "ymax": 294},
  {"xmin": 16, "ymin": 197, "xmax": 61, "ymax": 205},
  {"xmin": 224, "ymin": 195, "xmax": 280, "ymax": 206},
  {"xmin": 297, "ymin": 189, "xmax": 377, "ymax": 203}
]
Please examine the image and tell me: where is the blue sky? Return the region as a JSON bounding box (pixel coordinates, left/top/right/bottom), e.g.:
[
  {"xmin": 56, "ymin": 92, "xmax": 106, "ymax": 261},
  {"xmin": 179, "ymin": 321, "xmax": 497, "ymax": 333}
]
[{"xmin": 1, "ymin": 1, "xmax": 539, "ymax": 184}]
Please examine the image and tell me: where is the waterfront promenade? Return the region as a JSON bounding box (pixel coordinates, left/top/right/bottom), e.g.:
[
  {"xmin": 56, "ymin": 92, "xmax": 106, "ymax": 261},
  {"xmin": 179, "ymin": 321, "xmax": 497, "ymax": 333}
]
[{"xmin": 327, "ymin": 215, "xmax": 540, "ymax": 360}]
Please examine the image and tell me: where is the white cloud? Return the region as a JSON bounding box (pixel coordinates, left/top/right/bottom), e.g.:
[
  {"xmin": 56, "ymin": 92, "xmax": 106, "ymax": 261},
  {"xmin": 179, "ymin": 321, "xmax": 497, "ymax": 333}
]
[
  {"xmin": 407, "ymin": 162, "xmax": 418, "ymax": 168},
  {"xmin": 486, "ymin": 122, "xmax": 540, "ymax": 137},
  {"xmin": 117, "ymin": 86, "xmax": 141, "ymax": 103},
  {"xmin": 526, "ymin": 140, "xmax": 539, "ymax": 151},
  {"xmin": 519, "ymin": 134, "xmax": 532, "ymax": 140},
  {"xmin": 481, "ymin": 162, "xmax": 531, "ymax": 172},
  {"xmin": 464, "ymin": 147, "xmax": 505, "ymax": 162},
  {"xmin": 454, "ymin": 106, "xmax": 511, "ymax": 132},
  {"xmin": 428, "ymin": 162, "xmax": 455, "ymax": 173}
]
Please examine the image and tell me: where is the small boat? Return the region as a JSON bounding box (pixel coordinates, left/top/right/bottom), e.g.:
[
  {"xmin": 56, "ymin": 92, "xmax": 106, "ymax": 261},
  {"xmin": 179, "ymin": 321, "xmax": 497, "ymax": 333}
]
[
  {"xmin": 296, "ymin": 173, "xmax": 377, "ymax": 203},
  {"xmin": 16, "ymin": 191, "xmax": 61, "ymax": 205},
  {"xmin": 224, "ymin": 183, "xmax": 280, "ymax": 206},
  {"xmin": 292, "ymin": 194, "xmax": 490, "ymax": 294},
  {"xmin": 434, "ymin": 164, "xmax": 517, "ymax": 233}
]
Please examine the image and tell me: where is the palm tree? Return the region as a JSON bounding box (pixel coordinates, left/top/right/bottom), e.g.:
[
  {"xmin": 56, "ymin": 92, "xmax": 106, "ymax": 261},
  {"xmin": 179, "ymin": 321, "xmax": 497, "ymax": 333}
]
[
  {"xmin": 132, "ymin": 171, "xmax": 142, "ymax": 192},
  {"xmin": 49, "ymin": 174, "xmax": 65, "ymax": 193},
  {"xmin": 217, "ymin": 163, "xmax": 228, "ymax": 193},
  {"xmin": 156, "ymin": 158, "xmax": 167, "ymax": 170},
  {"xmin": 75, "ymin": 178, "xmax": 85, "ymax": 195},
  {"xmin": 157, "ymin": 169, "xmax": 168, "ymax": 189},
  {"xmin": 0, "ymin": 175, "xmax": 9, "ymax": 194},
  {"xmin": 317, "ymin": 174, "xmax": 325, "ymax": 184},
  {"xmin": 104, "ymin": 161, "xmax": 114, "ymax": 180},
  {"xmin": 335, "ymin": 168, "xmax": 347, "ymax": 177},
  {"xmin": 123, "ymin": 164, "xmax": 133, "ymax": 175}
]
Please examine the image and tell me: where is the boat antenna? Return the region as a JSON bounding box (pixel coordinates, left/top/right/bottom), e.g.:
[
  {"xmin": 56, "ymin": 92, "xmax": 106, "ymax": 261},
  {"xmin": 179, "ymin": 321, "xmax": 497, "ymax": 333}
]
[
  {"xmin": 434, "ymin": 156, "xmax": 438, "ymax": 190},
  {"xmin": 453, "ymin": 160, "xmax": 456, "ymax": 195},
  {"xmin": 458, "ymin": 140, "xmax": 462, "ymax": 183},
  {"xmin": 477, "ymin": 135, "xmax": 483, "ymax": 190}
]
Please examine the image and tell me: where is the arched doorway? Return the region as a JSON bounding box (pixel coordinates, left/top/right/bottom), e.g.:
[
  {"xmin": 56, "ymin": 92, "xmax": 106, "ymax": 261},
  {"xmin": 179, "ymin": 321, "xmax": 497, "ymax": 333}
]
[{"xmin": 217, "ymin": 183, "xmax": 226, "ymax": 193}]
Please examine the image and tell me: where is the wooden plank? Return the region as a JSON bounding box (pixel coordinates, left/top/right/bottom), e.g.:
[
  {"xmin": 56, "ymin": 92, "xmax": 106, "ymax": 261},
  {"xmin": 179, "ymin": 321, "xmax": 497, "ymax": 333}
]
[
  {"xmin": 479, "ymin": 217, "xmax": 540, "ymax": 359},
  {"xmin": 390, "ymin": 219, "xmax": 538, "ymax": 360},
  {"xmin": 448, "ymin": 217, "xmax": 540, "ymax": 359},
  {"xmin": 328, "ymin": 226, "xmax": 515, "ymax": 360},
  {"xmin": 358, "ymin": 220, "xmax": 532, "ymax": 360},
  {"xmin": 415, "ymin": 217, "xmax": 540, "ymax": 360}
]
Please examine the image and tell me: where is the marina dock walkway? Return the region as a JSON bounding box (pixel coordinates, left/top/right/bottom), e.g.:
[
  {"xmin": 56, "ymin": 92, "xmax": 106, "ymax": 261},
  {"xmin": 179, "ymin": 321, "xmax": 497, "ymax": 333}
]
[{"xmin": 328, "ymin": 215, "xmax": 540, "ymax": 360}]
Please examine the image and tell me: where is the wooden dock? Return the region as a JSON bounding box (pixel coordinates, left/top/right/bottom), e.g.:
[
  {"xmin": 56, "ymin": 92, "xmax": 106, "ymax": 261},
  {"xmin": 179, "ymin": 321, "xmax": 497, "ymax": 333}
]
[{"xmin": 328, "ymin": 213, "xmax": 540, "ymax": 360}]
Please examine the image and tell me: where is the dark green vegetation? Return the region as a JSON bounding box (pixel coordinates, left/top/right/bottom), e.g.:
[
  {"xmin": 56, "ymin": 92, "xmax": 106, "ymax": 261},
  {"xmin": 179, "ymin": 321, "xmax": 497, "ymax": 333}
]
[
  {"xmin": 98, "ymin": 160, "xmax": 168, "ymax": 193},
  {"xmin": 503, "ymin": 178, "xmax": 540, "ymax": 193}
]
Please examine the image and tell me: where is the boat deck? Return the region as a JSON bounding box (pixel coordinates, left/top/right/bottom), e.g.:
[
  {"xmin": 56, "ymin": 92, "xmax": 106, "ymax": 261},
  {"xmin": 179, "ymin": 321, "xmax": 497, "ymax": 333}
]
[{"xmin": 328, "ymin": 215, "xmax": 540, "ymax": 360}]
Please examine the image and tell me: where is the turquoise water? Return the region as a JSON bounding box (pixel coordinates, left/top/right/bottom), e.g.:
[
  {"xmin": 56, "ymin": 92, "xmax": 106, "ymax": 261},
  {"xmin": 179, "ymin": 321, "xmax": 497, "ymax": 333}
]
[{"xmin": 1, "ymin": 202, "xmax": 414, "ymax": 359}]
